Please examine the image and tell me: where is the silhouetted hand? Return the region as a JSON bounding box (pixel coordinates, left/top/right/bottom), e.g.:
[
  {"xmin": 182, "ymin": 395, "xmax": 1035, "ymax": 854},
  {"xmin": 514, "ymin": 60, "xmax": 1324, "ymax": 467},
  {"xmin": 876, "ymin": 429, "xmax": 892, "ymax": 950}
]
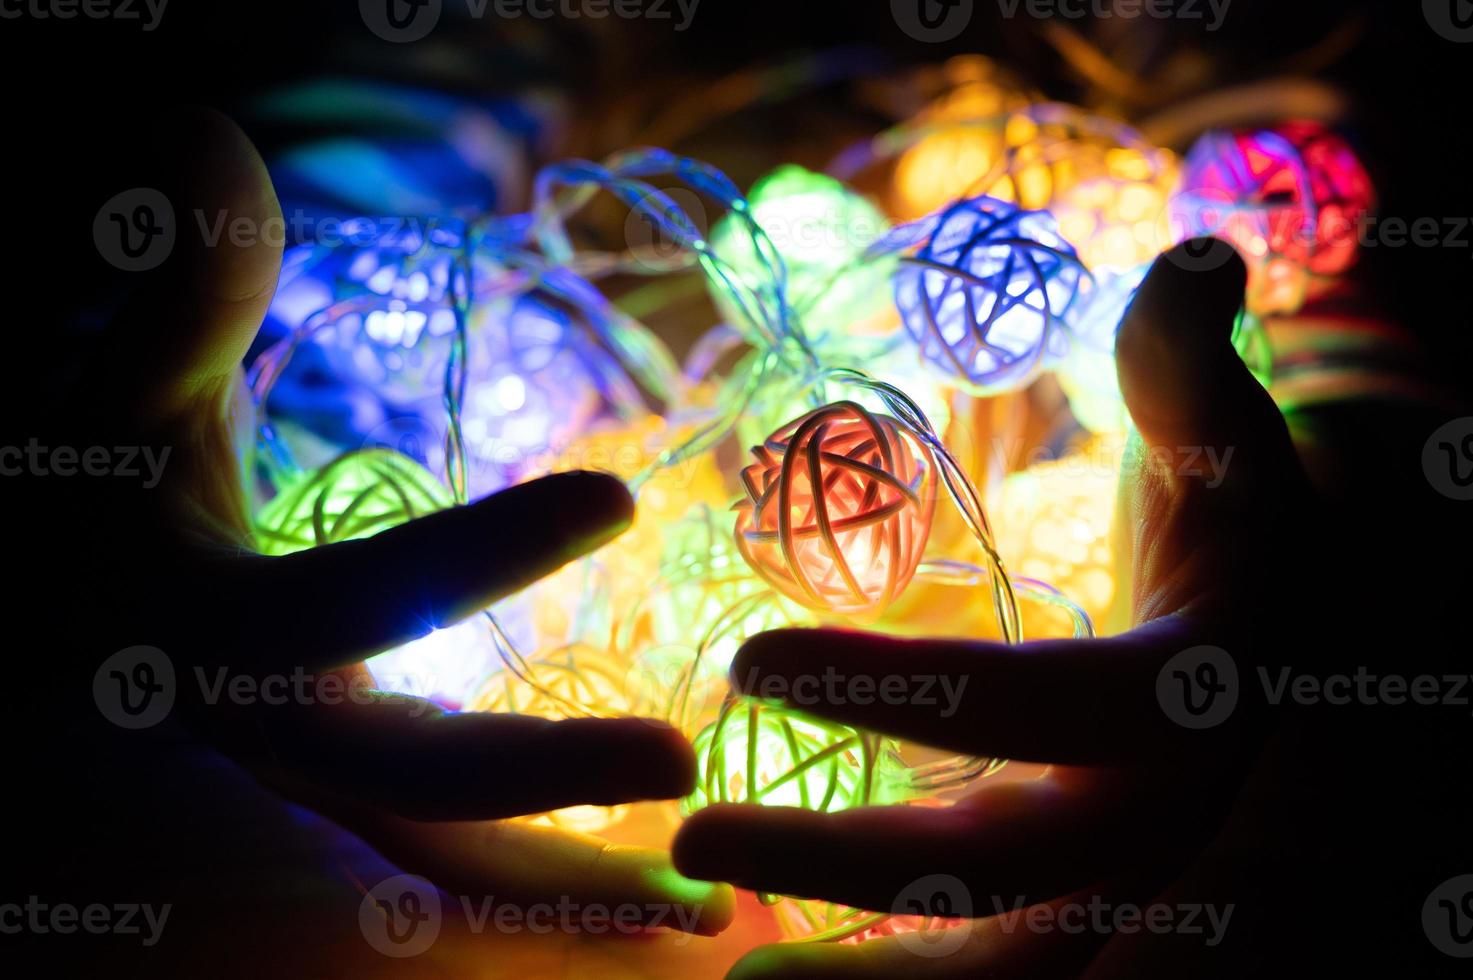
[
  {"xmin": 26, "ymin": 108, "xmax": 733, "ymax": 947},
  {"xmin": 672, "ymin": 240, "xmax": 1470, "ymax": 977}
]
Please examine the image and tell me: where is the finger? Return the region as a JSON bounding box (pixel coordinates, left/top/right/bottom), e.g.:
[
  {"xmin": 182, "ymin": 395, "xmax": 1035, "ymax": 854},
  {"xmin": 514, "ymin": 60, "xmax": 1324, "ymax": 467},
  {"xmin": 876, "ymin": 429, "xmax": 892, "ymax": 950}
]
[
  {"xmin": 235, "ymin": 686, "xmax": 695, "ymax": 821},
  {"xmin": 87, "ymin": 107, "xmax": 283, "ymax": 424},
  {"xmin": 728, "ymin": 616, "xmax": 1250, "ymax": 765},
  {"xmin": 190, "ymin": 470, "xmax": 632, "ymax": 671},
  {"xmin": 1117, "ymin": 240, "xmax": 1302, "ymax": 494},
  {"xmin": 345, "ymin": 811, "xmax": 736, "ymax": 936},
  {"xmin": 723, "ymin": 883, "xmax": 1121, "ymax": 980},
  {"xmin": 674, "ymin": 768, "xmax": 1210, "ymax": 914},
  {"xmin": 1114, "ymin": 239, "xmax": 1311, "ymax": 625}
]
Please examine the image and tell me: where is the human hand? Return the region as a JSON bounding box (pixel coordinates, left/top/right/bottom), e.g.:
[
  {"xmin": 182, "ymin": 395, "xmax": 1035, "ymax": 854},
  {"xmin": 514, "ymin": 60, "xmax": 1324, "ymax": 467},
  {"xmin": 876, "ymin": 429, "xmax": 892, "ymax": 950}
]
[
  {"xmin": 670, "ymin": 239, "xmax": 1466, "ymax": 976},
  {"xmin": 26, "ymin": 107, "xmax": 734, "ymax": 943}
]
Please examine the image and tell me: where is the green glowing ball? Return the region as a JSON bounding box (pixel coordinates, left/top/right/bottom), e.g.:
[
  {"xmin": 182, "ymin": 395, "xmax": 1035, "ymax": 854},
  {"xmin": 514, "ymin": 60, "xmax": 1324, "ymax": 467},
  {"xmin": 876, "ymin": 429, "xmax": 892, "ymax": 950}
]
[
  {"xmin": 710, "ymin": 165, "xmax": 894, "ymax": 344},
  {"xmin": 254, "ymin": 448, "xmax": 450, "ymax": 555},
  {"xmin": 682, "ymin": 699, "xmax": 912, "ymax": 815}
]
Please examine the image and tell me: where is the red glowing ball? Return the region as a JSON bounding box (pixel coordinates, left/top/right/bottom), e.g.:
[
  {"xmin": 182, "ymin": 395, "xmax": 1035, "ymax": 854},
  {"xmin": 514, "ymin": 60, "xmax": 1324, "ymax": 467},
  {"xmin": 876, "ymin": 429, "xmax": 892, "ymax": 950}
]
[
  {"xmin": 734, "ymin": 401, "xmax": 936, "ymax": 620},
  {"xmin": 1171, "ymin": 121, "xmax": 1375, "ymax": 313}
]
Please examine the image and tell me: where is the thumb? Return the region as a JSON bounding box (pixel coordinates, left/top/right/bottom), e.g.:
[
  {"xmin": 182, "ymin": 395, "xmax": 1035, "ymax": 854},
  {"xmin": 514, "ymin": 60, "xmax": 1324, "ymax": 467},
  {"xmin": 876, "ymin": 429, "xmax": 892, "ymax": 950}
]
[
  {"xmin": 1116, "ymin": 239, "xmax": 1297, "ymax": 491},
  {"xmin": 89, "ymin": 106, "xmax": 284, "ymax": 424}
]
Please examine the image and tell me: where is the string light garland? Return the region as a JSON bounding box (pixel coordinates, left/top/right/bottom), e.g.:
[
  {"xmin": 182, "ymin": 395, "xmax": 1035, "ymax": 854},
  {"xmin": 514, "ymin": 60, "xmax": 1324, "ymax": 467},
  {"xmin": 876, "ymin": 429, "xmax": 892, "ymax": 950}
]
[{"xmin": 245, "ymin": 78, "xmax": 1379, "ymax": 941}]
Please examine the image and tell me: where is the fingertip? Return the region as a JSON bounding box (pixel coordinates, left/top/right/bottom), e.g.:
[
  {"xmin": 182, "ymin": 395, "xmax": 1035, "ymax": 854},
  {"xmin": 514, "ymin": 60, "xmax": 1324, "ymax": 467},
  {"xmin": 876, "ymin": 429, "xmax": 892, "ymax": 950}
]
[
  {"xmin": 632, "ymin": 718, "xmax": 699, "ymax": 799},
  {"xmin": 638, "ymin": 864, "xmax": 737, "ymax": 936},
  {"xmin": 561, "ymin": 716, "xmax": 695, "ymax": 800},
  {"xmin": 1122, "ymin": 238, "xmax": 1247, "ymax": 359},
  {"xmin": 1116, "ymin": 238, "xmax": 1257, "ymax": 447},
  {"xmin": 498, "ymin": 470, "xmax": 635, "ymax": 555},
  {"xmin": 730, "ymin": 627, "xmax": 845, "ymax": 691},
  {"xmin": 728, "ymin": 943, "xmax": 852, "ymax": 980}
]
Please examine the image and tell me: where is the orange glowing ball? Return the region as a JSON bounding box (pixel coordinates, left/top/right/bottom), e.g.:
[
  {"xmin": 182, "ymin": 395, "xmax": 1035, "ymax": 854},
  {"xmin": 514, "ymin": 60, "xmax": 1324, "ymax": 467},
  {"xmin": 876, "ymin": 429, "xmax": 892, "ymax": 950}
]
[{"xmin": 734, "ymin": 402, "xmax": 936, "ymax": 620}]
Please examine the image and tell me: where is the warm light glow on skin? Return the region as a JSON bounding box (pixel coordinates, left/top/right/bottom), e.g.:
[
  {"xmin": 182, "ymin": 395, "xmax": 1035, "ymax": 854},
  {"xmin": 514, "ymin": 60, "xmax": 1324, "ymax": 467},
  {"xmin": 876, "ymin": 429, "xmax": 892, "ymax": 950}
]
[{"xmin": 735, "ymin": 402, "xmax": 936, "ymax": 620}]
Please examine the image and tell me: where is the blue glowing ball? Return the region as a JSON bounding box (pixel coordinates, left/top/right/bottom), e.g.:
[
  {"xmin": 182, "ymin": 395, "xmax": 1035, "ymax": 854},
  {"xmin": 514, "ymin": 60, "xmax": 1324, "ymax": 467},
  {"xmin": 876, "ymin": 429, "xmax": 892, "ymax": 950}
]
[{"xmin": 893, "ymin": 197, "xmax": 1088, "ymax": 394}]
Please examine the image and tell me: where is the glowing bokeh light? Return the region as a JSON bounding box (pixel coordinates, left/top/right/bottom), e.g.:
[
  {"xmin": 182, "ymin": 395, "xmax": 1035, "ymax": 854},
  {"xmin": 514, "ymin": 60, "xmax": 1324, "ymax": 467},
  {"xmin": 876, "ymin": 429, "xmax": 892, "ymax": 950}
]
[
  {"xmin": 709, "ymin": 165, "xmax": 894, "ymax": 344},
  {"xmin": 1170, "ymin": 121, "xmax": 1375, "ymax": 315}
]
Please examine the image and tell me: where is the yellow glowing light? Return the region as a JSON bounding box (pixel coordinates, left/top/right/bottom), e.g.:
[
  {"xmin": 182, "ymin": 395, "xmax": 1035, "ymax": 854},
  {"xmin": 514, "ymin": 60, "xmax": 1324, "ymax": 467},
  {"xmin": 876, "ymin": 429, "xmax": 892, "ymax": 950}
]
[
  {"xmin": 466, "ymin": 643, "xmax": 633, "ymax": 718},
  {"xmin": 995, "ymin": 436, "xmax": 1124, "ymax": 629},
  {"xmin": 897, "ymin": 101, "xmax": 1179, "ymax": 271},
  {"xmin": 894, "ymin": 56, "xmax": 1036, "ymax": 221},
  {"xmin": 525, "ymin": 411, "xmax": 730, "ymax": 647}
]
